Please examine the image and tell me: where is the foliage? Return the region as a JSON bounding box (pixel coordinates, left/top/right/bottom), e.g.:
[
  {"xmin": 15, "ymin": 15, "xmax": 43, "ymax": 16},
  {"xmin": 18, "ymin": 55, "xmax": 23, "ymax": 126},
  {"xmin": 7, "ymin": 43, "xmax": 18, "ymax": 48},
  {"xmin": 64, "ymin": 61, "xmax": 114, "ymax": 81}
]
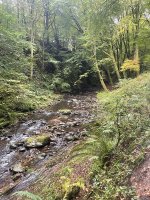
[
  {"xmin": 50, "ymin": 77, "xmax": 71, "ymax": 93},
  {"xmin": 60, "ymin": 176, "xmax": 85, "ymax": 200},
  {"xmin": 0, "ymin": 70, "xmax": 58, "ymax": 129},
  {"xmin": 90, "ymin": 73, "xmax": 150, "ymax": 199},
  {"xmin": 121, "ymin": 59, "xmax": 140, "ymax": 73}
]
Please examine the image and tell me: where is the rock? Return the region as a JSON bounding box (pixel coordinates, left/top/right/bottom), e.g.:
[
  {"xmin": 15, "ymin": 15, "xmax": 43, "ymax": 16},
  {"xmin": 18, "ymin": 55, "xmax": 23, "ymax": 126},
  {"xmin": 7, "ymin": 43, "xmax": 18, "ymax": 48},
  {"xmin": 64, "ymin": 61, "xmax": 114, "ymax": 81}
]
[
  {"xmin": 65, "ymin": 134, "xmax": 79, "ymax": 141},
  {"xmin": 9, "ymin": 141, "xmax": 17, "ymax": 149},
  {"xmin": 73, "ymin": 135, "xmax": 80, "ymax": 140},
  {"xmin": 81, "ymin": 130, "xmax": 88, "ymax": 136},
  {"xmin": 38, "ymin": 153, "xmax": 46, "ymax": 160},
  {"xmin": 70, "ymin": 121, "xmax": 80, "ymax": 127},
  {"xmin": 56, "ymin": 132, "xmax": 62, "ymax": 136},
  {"xmin": 9, "ymin": 140, "xmax": 24, "ymax": 149},
  {"xmin": 12, "ymin": 173, "xmax": 22, "ymax": 181},
  {"xmin": 59, "ymin": 109, "xmax": 71, "ymax": 115},
  {"xmin": 59, "ymin": 116, "xmax": 69, "ymax": 121},
  {"xmin": 18, "ymin": 147, "xmax": 26, "ymax": 152},
  {"xmin": 50, "ymin": 141, "xmax": 57, "ymax": 146},
  {"xmin": 65, "ymin": 135, "xmax": 74, "ymax": 141},
  {"xmin": 48, "ymin": 119, "xmax": 64, "ymax": 126},
  {"xmin": 16, "ymin": 141, "xmax": 24, "ymax": 146},
  {"xmin": 1, "ymin": 137, "xmax": 6, "ymax": 141},
  {"xmin": 10, "ymin": 163, "xmax": 25, "ymax": 173},
  {"xmin": 24, "ymin": 134, "xmax": 50, "ymax": 148}
]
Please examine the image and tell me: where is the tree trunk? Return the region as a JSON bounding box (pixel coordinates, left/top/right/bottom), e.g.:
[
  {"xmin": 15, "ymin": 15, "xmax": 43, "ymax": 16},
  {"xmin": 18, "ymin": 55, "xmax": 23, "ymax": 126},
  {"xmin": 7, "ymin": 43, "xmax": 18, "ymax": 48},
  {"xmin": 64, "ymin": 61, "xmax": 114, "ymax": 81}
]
[
  {"xmin": 30, "ymin": 32, "xmax": 34, "ymax": 79},
  {"xmin": 112, "ymin": 51, "xmax": 121, "ymax": 80},
  {"xmin": 106, "ymin": 68, "xmax": 113, "ymax": 86},
  {"xmin": 94, "ymin": 45, "xmax": 109, "ymax": 92},
  {"xmin": 110, "ymin": 44, "xmax": 121, "ymax": 80}
]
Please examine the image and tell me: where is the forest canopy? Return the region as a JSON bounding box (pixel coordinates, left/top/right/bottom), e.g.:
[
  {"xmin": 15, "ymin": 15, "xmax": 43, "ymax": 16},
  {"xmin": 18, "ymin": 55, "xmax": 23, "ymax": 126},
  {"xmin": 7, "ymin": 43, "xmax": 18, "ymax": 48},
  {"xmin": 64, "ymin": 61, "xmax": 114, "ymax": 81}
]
[{"xmin": 0, "ymin": 0, "xmax": 150, "ymax": 92}]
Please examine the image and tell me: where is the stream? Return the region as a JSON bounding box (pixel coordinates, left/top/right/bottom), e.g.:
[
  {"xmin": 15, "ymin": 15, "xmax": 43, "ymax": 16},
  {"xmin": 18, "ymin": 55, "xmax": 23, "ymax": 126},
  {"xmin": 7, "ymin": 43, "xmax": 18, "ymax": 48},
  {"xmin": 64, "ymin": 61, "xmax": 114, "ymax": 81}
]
[{"xmin": 0, "ymin": 93, "xmax": 97, "ymax": 200}]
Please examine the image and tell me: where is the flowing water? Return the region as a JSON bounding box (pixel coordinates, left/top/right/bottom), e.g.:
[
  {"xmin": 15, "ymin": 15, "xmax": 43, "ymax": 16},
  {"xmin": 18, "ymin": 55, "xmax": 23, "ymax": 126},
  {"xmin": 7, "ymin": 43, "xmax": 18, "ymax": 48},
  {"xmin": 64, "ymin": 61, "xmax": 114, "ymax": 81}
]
[{"xmin": 0, "ymin": 93, "xmax": 97, "ymax": 200}]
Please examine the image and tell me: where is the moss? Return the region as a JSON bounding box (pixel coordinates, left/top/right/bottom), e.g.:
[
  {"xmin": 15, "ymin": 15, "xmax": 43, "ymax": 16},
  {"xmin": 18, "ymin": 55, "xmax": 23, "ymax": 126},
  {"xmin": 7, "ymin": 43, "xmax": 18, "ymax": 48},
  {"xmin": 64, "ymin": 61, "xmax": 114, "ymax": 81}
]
[
  {"xmin": 25, "ymin": 135, "xmax": 50, "ymax": 144},
  {"xmin": 59, "ymin": 109, "xmax": 71, "ymax": 115}
]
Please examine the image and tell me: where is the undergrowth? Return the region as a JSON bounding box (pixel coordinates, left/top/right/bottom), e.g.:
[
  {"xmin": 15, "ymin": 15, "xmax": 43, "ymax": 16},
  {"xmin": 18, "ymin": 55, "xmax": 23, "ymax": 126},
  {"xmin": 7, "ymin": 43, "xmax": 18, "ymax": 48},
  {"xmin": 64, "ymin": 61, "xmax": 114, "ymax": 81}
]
[
  {"xmin": 0, "ymin": 68, "xmax": 59, "ymax": 130},
  {"xmin": 89, "ymin": 72, "xmax": 150, "ymax": 199}
]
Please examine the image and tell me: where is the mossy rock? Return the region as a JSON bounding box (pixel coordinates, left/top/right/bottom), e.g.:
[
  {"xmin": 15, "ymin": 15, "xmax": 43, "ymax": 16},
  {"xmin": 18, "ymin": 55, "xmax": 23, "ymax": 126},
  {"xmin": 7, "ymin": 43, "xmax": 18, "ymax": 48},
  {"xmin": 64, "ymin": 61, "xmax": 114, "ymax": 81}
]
[
  {"xmin": 25, "ymin": 134, "xmax": 50, "ymax": 148},
  {"xmin": 59, "ymin": 109, "xmax": 72, "ymax": 115}
]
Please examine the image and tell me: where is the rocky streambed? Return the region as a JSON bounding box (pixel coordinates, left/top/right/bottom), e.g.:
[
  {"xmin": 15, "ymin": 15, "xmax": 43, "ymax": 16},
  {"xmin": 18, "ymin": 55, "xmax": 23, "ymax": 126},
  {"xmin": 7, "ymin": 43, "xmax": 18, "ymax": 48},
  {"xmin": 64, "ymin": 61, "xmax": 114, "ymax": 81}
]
[{"xmin": 0, "ymin": 93, "xmax": 97, "ymax": 200}]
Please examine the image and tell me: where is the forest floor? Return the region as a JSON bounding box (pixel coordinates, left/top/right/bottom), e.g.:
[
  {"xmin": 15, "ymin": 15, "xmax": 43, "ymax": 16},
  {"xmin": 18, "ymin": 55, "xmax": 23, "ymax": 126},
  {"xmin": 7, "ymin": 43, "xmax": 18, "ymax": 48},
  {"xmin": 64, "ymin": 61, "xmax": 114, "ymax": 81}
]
[{"xmin": 131, "ymin": 147, "xmax": 150, "ymax": 200}]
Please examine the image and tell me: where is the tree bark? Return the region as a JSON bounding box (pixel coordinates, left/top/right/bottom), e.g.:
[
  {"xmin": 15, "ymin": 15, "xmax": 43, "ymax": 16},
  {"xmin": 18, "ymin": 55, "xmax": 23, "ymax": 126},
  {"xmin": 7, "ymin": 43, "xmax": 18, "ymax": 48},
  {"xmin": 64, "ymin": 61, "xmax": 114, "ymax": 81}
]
[{"xmin": 94, "ymin": 45, "xmax": 109, "ymax": 92}]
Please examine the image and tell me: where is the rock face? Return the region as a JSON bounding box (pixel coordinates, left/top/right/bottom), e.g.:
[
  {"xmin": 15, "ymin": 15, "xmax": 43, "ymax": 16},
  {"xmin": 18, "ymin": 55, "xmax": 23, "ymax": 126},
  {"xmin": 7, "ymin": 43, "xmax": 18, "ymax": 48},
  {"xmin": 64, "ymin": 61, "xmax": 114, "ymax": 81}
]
[
  {"xmin": 24, "ymin": 135, "xmax": 50, "ymax": 148},
  {"xmin": 10, "ymin": 163, "xmax": 25, "ymax": 173}
]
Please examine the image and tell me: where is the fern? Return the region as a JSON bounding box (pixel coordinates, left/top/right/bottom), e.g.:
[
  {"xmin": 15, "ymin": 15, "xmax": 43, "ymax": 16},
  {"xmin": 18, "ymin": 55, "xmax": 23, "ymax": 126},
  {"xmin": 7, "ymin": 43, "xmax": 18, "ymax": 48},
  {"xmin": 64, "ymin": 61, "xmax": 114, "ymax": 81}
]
[
  {"xmin": 13, "ymin": 191, "xmax": 42, "ymax": 200},
  {"xmin": 70, "ymin": 135, "xmax": 116, "ymax": 165}
]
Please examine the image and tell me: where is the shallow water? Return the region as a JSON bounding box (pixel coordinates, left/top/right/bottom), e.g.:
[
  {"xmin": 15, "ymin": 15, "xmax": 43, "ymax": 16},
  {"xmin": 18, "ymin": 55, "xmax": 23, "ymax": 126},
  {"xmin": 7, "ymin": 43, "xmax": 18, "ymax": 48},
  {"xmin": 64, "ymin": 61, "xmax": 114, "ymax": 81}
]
[{"xmin": 0, "ymin": 93, "xmax": 97, "ymax": 199}]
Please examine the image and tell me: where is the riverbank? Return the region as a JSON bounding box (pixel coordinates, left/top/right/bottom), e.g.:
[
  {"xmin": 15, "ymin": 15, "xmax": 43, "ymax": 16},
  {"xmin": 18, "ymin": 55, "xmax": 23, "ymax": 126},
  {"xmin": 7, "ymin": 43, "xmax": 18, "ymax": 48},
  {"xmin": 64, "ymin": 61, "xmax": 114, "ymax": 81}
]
[
  {"xmin": 0, "ymin": 92, "xmax": 97, "ymax": 200},
  {"xmin": 0, "ymin": 70, "xmax": 59, "ymax": 130}
]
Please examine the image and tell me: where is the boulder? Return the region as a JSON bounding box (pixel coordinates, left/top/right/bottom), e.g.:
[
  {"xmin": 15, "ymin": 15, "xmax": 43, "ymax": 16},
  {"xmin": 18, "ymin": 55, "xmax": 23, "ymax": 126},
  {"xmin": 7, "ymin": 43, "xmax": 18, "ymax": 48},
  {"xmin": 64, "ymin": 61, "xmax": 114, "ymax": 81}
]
[
  {"xmin": 65, "ymin": 134, "xmax": 80, "ymax": 141},
  {"xmin": 59, "ymin": 109, "xmax": 71, "ymax": 115},
  {"xmin": 38, "ymin": 153, "xmax": 46, "ymax": 160},
  {"xmin": 9, "ymin": 141, "xmax": 17, "ymax": 149},
  {"xmin": 9, "ymin": 140, "xmax": 24, "ymax": 149},
  {"xmin": 48, "ymin": 118, "xmax": 64, "ymax": 126},
  {"xmin": 12, "ymin": 173, "xmax": 22, "ymax": 181},
  {"xmin": 18, "ymin": 147, "xmax": 26, "ymax": 152},
  {"xmin": 24, "ymin": 134, "xmax": 50, "ymax": 148},
  {"xmin": 10, "ymin": 163, "xmax": 25, "ymax": 173}
]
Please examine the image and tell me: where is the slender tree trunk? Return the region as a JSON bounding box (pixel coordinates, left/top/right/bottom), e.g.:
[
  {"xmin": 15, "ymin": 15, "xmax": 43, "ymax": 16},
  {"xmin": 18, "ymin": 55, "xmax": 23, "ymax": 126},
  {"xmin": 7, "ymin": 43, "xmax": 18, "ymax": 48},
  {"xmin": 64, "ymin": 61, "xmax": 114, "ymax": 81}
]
[
  {"xmin": 110, "ymin": 44, "xmax": 121, "ymax": 80},
  {"xmin": 29, "ymin": 0, "xmax": 35, "ymax": 79},
  {"xmin": 134, "ymin": 43, "xmax": 140, "ymax": 76},
  {"xmin": 42, "ymin": 34, "xmax": 45, "ymax": 69},
  {"xmin": 30, "ymin": 31, "xmax": 34, "ymax": 79},
  {"xmin": 106, "ymin": 69, "xmax": 113, "ymax": 86},
  {"xmin": 94, "ymin": 45, "xmax": 109, "ymax": 92},
  {"xmin": 111, "ymin": 51, "xmax": 121, "ymax": 80}
]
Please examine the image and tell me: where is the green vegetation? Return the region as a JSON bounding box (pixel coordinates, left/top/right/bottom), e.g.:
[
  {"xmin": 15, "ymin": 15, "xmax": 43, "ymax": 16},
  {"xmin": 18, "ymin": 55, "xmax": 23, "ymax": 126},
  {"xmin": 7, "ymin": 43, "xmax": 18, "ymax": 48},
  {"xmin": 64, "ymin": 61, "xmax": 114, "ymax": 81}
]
[
  {"xmin": 0, "ymin": 72, "xmax": 58, "ymax": 129},
  {"xmin": 0, "ymin": 0, "xmax": 150, "ymax": 199},
  {"xmin": 28, "ymin": 73, "xmax": 149, "ymax": 200},
  {"xmin": 1, "ymin": 0, "xmax": 150, "ymax": 95},
  {"xmin": 88, "ymin": 73, "xmax": 149, "ymax": 199}
]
